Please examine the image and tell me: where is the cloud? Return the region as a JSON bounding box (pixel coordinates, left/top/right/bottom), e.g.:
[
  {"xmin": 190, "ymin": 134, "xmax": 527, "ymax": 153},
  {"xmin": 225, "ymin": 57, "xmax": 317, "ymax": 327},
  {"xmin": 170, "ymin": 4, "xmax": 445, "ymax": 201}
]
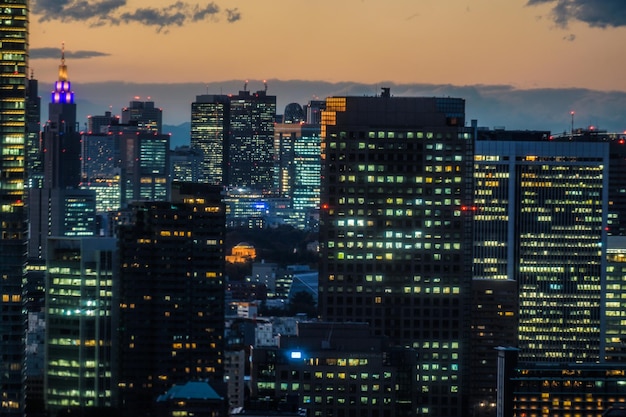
[
  {"xmin": 30, "ymin": 47, "xmax": 111, "ymax": 60},
  {"xmin": 527, "ymin": 0, "xmax": 626, "ymax": 28},
  {"xmin": 32, "ymin": 0, "xmax": 239, "ymax": 30},
  {"xmin": 225, "ymin": 8, "xmax": 241, "ymax": 23},
  {"xmin": 562, "ymin": 33, "xmax": 576, "ymax": 41}
]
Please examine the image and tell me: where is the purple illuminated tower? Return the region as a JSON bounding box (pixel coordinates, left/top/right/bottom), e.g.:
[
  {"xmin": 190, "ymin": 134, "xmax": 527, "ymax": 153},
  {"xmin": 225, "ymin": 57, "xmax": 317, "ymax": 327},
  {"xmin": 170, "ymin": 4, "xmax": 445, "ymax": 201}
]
[{"xmin": 43, "ymin": 44, "xmax": 80, "ymax": 189}]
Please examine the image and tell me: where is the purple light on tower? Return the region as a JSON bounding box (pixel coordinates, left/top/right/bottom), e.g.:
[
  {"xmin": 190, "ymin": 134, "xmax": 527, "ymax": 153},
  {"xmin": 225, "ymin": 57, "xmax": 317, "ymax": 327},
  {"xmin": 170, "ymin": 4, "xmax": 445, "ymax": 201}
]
[{"xmin": 51, "ymin": 43, "xmax": 74, "ymax": 104}]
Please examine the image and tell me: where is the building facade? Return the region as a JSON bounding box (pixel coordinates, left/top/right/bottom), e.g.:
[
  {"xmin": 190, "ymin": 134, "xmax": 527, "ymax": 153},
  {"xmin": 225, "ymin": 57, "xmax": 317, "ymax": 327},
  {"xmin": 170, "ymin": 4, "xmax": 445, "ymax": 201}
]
[
  {"xmin": 115, "ymin": 184, "xmax": 226, "ymax": 416},
  {"xmin": 44, "ymin": 237, "xmax": 117, "ymax": 413},
  {"xmin": 473, "ymin": 137, "xmax": 608, "ymax": 362},
  {"xmin": 0, "ymin": 2, "xmax": 28, "ymax": 414},
  {"xmin": 190, "ymin": 94, "xmax": 230, "ymax": 185},
  {"xmin": 319, "ymin": 91, "xmax": 474, "ymax": 417},
  {"xmin": 228, "ymin": 88, "xmax": 276, "ymax": 192}
]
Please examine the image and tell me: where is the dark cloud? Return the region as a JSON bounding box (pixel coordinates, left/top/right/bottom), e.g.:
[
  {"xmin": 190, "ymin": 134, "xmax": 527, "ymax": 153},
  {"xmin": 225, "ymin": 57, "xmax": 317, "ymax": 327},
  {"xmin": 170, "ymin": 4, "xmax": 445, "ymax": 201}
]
[
  {"xmin": 30, "ymin": 47, "xmax": 110, "ymax": 60},
  {"xmin": 225, "ymin": 8, "xmax": 241, "ymax": 23},
  {"xmin": 32, "ymin": 0, "xmax": 237, "ymax": 29},
  {"xmin": 528, "ymin": 0, "xmax": 626, "ymax": 28}
]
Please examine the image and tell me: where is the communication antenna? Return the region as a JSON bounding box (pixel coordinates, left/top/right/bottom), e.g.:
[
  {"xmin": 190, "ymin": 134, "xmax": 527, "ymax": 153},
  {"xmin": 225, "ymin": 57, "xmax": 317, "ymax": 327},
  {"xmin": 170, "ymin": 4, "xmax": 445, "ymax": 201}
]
[{"xmin": 244, "ymin": 80, "xmax": 248, "ymax": 92}]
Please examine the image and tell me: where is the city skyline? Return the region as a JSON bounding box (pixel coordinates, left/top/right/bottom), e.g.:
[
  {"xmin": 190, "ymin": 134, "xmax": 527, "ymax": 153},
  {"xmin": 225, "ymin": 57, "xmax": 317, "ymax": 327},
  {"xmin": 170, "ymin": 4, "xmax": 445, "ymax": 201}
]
[{"xmin": 27, "ymin": 1, "xmax": 626, "ymax": 134}]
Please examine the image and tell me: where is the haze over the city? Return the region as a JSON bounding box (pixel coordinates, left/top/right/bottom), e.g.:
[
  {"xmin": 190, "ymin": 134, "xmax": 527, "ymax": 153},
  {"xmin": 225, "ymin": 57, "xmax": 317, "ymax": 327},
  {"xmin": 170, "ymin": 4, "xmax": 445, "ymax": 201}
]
[{"xmin": 29, "ymin": 0, "xmax": 626, "ymax": 134}]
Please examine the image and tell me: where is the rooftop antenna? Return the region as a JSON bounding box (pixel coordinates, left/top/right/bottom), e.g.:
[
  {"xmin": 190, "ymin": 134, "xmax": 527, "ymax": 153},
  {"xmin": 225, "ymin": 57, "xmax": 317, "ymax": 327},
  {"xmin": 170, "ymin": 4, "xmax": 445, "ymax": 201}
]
[
  {"xmin": 264, "ymin": 79, "xmax": 268, "ymax": 93},
  {"xmin": 244, "ymin": 80, "xmax": 248, "ymax": 92},
  {"xmin": 570, "ymin": 110, "xmax": 575, "ymax": 140}
]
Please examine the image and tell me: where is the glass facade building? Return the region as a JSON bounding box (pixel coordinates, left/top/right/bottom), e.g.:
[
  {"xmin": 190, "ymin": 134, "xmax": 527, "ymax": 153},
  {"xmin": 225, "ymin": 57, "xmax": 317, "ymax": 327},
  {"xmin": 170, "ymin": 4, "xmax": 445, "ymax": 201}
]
[
  {"xmin": 0, "ymin": 2, "xmax": 28, "ymax": 414},
  {"xmin": 319, "ymin": 93, "xmax": 474, "ymax": 417},
  {"xmin": 228, "ymin": 90, "xmax": 276, "ymax": 192},
  {"xmin": 190, "ymin": 94, "xmax": 229, "ymax": 185},
  {"xmin": 473, "ymin": 138, "xmax": 608, "ymax": 363},
  {"xmin": 44, "ymin": 237, "xmax": 116, "ymax": 413}
]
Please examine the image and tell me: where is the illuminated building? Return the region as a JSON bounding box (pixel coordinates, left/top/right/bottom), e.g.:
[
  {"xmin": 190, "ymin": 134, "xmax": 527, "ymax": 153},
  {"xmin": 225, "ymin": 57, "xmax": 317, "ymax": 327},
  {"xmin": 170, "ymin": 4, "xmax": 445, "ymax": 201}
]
[
  {"xmin": 605, "ymin": 236, "xmax": 626, "ymax": 362},
  {"xmin": 223, "ymin": 188, "xmax": 291, "ymax": 228},
  {"xmin": 190, "ymin": 94, "xmax": 230, "ymax": 185},
  {"xmin": 116, "ymin": 183, "xmax": 225, "ymax": 416},
  {"xmin": 0, "ymin": 2, "xmax": 28, "ymax": 414},
  {"xmin": 42, "ymin": 45, "xmax": 80, "ymax": 190},
  {"xmin": 226, "ymin": 242, "xmax": 256, "ymax": 264},
  {"xmin": 473, "ymin": 136, "xmax": 608, "ymax": 363},
  {"xmin": 44, "ymin": 237, "xmax": 116, "ymax": 413},
  {"xmin": 549, "ymin": 128, "xmax": 626, "ymax": 237},
  {"xmin": 274, "ymin": 121, "xmax": 321, "ymax": 229},
  {"xmin": 118, "ymin": 130, "xmax": 170, "ymax": 206},
  {"xmin": 169, "ymin": 145, "xmax": 202, "ymax": 183},
  {"xmin": 26, "ymin": 73, "xmax": 42, "ymax": 189},
  {"xmin": 80, "ymin": 130, "xmax": 121, "ymax": 213},
  {"xmin": 319, "ymin": 90, "xmax": 474, "ymax": 417},
  {"xmin": 121, "ymin": 99, "xmax": 162, "ymax": 133},
  {"xmin": 250, "ymin": 322, "xmax": 418, "ymax": 417},
  {"xmin": 28, "ymin": 50, "xmax": 97, "ymax": 259},
  {"xmin": 228, "ymin": 87, "xmax": 276, "ymax": 192},
  {"xmin": 512, "ymin": 364, "xmax": 626, "ymax": 417}
]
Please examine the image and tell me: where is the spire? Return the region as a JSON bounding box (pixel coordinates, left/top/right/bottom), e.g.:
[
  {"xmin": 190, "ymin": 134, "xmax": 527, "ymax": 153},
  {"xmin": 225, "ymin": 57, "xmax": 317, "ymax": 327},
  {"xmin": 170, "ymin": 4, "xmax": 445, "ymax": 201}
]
[
  {"xmin": 51, "ymin": 42, "xmax": 74, "ymax": 105},
  {"xmin": 58, "ymin": 42, "xmax": 68, "ymax": 82}
]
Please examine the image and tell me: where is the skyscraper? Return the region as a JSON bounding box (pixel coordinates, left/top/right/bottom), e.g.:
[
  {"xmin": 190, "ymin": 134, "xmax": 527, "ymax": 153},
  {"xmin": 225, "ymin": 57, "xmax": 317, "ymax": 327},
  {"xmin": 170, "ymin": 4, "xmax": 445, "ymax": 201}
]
[
  {"xmin": 28, "ymin": 49, "xmax": 97, "ymax": 259},
  {"xmin": 43, "ymin": 46, "xmax": 80, "ymax": 190},
  {"xmin": 26, "ymin": 72, "xmax": 42, "ymax": 189},
  {"xmin": 116, "ymin": 183, "xmax": 226, "ymax": 416},
  {"xmin": 190, "ymin": 94, "xmax": 230, "ymax": 185},
  {"xmin": 319, "ymin": 90, "xmax": 474, "ymax": 417},
  {"xmin": 121, "ymin": 100, "xmax": 162, "ymax": 133},
  {"xmin": 228, "ymin": 87, "xmax": 276, "ymax": 192},
  {"xmin": 44, "ymin": 237, "xmax": 117, "ymax": 413},
  {"xmin": 473, "ymin": 137, "xmax": 608, "ymax": 362},
  {"xmin": 0, "ymin": 2, "xmax": 28, "ymax": 414}
]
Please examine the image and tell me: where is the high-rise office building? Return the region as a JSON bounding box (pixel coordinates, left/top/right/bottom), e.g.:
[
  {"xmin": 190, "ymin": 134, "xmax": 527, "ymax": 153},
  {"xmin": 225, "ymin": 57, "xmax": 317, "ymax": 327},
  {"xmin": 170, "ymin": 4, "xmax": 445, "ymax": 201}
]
[
  {"xmin": 28, "ymin": 50, "xmax": 97, "ymax": 259},
  {"xmin": 44, "ymin": 237, "xmax": 117, "ymax": 413},
  {"xmin": 26, "ymin": 72, "xmax": 42, "ymax": 189},
  {"xmin": 0, "ymin": 2, "xmax": 28, "ymax": 414},
  {"xmin": 274, "ymin": 121, "xmax": 321, "ymax": 229},
  {"xmin": 319, "ymin": 90, "xmax": 474, "ymax": 417},
  {"xmin": 473, "ymin": 136, "xmax": 608, "ymax": 363},
  {"xmin": 116, "ymin": 183, "xmax": 226, "ymax": 416},
  {"xmin": 170, "ymin": 145, "xmax": 203, "ymax": 183},
  {"xmin": 605, "ymin": 236, "xmax": 626, "ymax": 362},
  {"xmin": 228, "ymin": 88, "xmax": 276, "ymax": 192},
  {"xmin": 43, "ymin": 46, "xmax": 80, "ymax": 190},
  {"xmin": 118, "ymin": 131, "xmax": 170, "ymax": 205},
  {"xmin": 121, "ymin": 100, "xmax": 162, "ymax": 133},
  {"xmin": 190, "ymin": 94, "xmax": 230, "ymax": 185}
]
